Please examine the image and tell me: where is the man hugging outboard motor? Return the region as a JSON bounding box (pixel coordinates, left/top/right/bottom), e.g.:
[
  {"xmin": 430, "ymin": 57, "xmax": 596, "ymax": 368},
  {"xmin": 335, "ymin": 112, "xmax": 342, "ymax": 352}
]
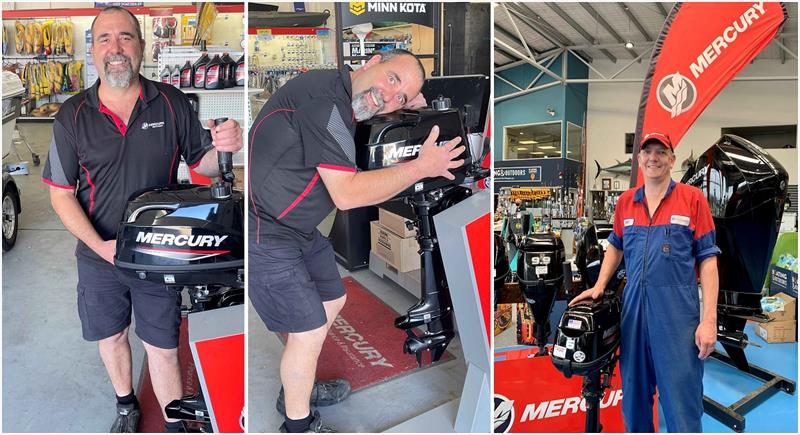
[
  {"xmin": 551, "ymin": 221, "xmax": 625, "ymax": 433},
  {"xmin": 354, "ymin": 94, "xmax": 488, "ymax": 366},
  {"xmin": 114, "ymin": 118, "xmax": 244, "ymax": 432}
]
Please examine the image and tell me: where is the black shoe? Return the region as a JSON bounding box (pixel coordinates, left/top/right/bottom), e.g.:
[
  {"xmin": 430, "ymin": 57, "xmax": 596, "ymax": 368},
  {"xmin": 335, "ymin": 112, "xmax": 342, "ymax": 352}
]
[
  {"xmin": 110, "ymin": 402, "xmax": 141, "ymax": 433},
  {"xmin": 278, "ymin": 411, "xmax": 337, "ymax": 433},
  {"xmin": 276, "ymin": 379, "xmax": 351, "ymax": 416}
]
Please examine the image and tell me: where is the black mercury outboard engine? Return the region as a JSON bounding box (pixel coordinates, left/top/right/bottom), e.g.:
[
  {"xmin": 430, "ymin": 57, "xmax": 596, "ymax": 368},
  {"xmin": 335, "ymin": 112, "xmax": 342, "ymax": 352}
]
[
  {"xmin": 682, "ymin": 134, "xmax": 787, "ymax": 371},
  {"xmin": 494, "ymin": 233, "xmax": 510, "ymax": 293},
  {"xmin": 551, "ymin": 221, "xmax": 624, "ymax": 433},
  {"xmin": 114, "ymin": 118, "xmax": 243, "ymax": 432},
  {"xmin": 355, "ymin": 95, "xmax": 487, "ymax": 366},
  {"xmin": 516, "ymin": 232, "xmax": 565, "ymax": 356}
]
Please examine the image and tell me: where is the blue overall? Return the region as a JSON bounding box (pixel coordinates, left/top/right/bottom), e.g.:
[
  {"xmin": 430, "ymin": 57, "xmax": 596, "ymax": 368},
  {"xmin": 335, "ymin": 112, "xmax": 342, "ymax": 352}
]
[{"xmin": 608, "ymin": 181, "xmax": 721, "ymax": 432}]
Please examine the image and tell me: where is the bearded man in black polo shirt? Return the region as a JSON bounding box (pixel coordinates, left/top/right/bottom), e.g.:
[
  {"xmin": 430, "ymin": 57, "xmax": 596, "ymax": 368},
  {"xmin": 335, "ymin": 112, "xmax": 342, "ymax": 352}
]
[
  {"xmin": 42, "ymin": 7, "xmax": 242, "ymax": 433},
  {"xmin": 249, "ymin": 49, "xmax": 464, "ymax": 432}
]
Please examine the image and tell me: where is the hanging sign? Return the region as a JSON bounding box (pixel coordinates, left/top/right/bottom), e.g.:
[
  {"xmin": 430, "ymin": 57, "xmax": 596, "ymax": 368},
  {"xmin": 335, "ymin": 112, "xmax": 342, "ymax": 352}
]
[{"xmin": 341, "ymin": 2, "xmax": 435, "ymax": 28}]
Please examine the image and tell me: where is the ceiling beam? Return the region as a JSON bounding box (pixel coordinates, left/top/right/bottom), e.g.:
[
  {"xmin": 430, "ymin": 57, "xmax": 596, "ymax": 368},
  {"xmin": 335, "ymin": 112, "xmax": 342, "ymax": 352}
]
[
  {"xmin": 507, "ymin": 2, "xmax": 594, "ymax": 63},
  {"xmin": 655, "ymin": 2, "xmax": 669, "ymax": 18},
  {"xmin": 494, "ymin": 45, "xmax": 521, "ymax": 63},
  {"xmin": 546, "ymin": 2, "xmax": 617, "ymax": 63},
  {"xmin": 619, "ymin": 3, "xmax": 652, "ymax": 42},
  {"xmin": 580, "ymin": 2, "xmax": 640, "ymax": 59},
  {"xmin": 501, "ymin": 3, "xmax": 537, "ymax": 60},
  {"xmin": 494, "ymin": 24, "xmax": 530, "ymax": 54}
]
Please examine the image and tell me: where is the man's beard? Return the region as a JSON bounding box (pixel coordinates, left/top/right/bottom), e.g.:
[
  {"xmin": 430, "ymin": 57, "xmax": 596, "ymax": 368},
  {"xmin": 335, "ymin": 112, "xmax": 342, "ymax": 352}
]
[
  {"xmin": 351, "ymin": 87, "xmax": 384, "ymax": 121},
  {"xmin": 103, "ymin": 54, "xmax": 136, "ymax": 88}
]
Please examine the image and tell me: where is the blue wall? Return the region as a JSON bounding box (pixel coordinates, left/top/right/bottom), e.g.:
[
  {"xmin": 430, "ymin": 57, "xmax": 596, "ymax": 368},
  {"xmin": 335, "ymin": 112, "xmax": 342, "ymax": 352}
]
[{"xmin": 494, "ymin": 52, "xmax": 588, "ymax": 192}]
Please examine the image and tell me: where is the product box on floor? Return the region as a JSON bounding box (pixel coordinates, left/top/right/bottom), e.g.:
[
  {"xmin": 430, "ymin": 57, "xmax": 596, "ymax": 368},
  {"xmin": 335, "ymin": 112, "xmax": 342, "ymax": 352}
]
[
  {"xmin": 769, "ymin": 265, "xmax": 798, "ymax": 298},
  {"xmin": 378, "ymin": 208, "xmax": 417, "ymax": 238},
  {"xmin": 370, "ymin": 221, "xmax": 420, "ymax": 273},
  {"xmin": 754, "ymin": 319, "xmax": 797, "ymax": 344},
  {"xmin": 763, "ymin": 292, "xmax": 797, "ymax": 322}
]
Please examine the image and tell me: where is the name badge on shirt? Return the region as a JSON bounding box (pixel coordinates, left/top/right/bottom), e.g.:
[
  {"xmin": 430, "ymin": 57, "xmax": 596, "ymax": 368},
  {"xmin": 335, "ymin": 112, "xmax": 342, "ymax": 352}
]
[
  {"xmin": 623, "ymin": 218, "xmax": 634, "ymax": 227},
  {"xmin": 670, "ymin": 215, "xmax": 690, "ymax": 226}
]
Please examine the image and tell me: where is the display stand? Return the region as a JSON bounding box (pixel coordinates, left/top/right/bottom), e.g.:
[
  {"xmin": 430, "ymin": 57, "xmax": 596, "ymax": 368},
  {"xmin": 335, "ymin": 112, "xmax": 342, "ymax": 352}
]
[{"xmin": 703, "ymin": 349, "xmax": 796, "ymax": 433}]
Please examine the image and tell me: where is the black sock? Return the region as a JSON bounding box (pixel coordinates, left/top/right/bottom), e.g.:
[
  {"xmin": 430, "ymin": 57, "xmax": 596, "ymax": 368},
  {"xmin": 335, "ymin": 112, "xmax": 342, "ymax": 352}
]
[
  {"xmin": 284, "ymin": 413, "xmax": 313, "ymax": 433},
  {"xmin": 116, "ymin": 391, "xmax": 138, "ymax": 407},
  {"xmin": 165, "ymin": 420, "xmax": 183, "ymax": 432}
]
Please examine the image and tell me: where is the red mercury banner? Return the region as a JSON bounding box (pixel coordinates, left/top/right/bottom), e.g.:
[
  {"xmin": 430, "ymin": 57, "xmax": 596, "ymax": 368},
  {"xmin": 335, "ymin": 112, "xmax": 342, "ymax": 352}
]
[{"xmin": 631, "ymin": 2, "xmax": 787, "ymax": 187}]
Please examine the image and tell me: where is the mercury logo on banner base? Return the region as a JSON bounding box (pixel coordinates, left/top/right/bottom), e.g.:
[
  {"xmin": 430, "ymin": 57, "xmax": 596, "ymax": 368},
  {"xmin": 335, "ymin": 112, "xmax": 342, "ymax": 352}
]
[{"xmin": 494, "ymin": 395, "xmax": 515, "ymax": 433}]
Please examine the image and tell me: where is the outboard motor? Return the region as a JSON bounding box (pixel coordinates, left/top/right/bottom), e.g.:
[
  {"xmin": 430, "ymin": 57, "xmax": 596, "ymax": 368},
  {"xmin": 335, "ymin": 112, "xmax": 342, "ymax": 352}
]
[
  {"xmin": 355, "ymin": 92, "xmax": 487, "ymax": 366},
  {"xmin": 682, "ymin": 134, "xmax": 787, "ymax": 370},
  {"xmin": 114, "ymin": 118, "xmax": 244, "ymax": 432},
  {"xmin": 494, "ymin": 233, "xmax": 510, "ymax": 293},
  {"xmin": 516, "ymin": 232, "xmax": 565, "ymax": 356},
  {"xmin": 551, "ymin": 219, "xmax": 624, "ymax": 432}
]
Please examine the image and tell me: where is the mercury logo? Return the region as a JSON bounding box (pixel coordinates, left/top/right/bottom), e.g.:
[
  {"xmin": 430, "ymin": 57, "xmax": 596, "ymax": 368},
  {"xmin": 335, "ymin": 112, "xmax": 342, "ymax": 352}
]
[
  {"xmin": 349, "ymin": 1, "xmax": 365, "ymax": 15},
  {"xmin": 136, "ymin": 232, "xmax": 228, "ymax": 247},
  {"xmin": 656, "ymin": 72, "xmax": 696, "ymax": 118},
  {"xmin": 387, "ymin": 144, "xmax": 422, "ymax": 160},
  {"xmin": 141, "ymin": 121, "xmax": 166, "ymax": 130},
  {"xmin": 494, "ymin": 394, "xmax": 515, "ymax": 433},
  {"xmin": 519, "ymin": 389, "xmax": 623, "ymax": 422}
]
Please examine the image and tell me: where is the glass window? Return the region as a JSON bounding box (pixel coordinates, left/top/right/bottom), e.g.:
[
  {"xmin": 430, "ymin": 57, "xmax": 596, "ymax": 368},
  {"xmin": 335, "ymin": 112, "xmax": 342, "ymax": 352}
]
[
  {"xmin": 504, "ymin": 122, "xmax": 561, "ymax": 160},
  {"xmin": 566, "ymin": 122, "xmax": 583, "ymax": 162}
]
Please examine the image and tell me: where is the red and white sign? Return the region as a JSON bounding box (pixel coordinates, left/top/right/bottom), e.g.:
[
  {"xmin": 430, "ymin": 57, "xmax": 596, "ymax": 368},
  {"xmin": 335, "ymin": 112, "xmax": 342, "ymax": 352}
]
[
  {"xmin": 631, "ymin": 2, "xmax": 786, "ymax": 186},
  {"xmin": 494, "ymin": 347, "xmax": 658, "ymax": 433}
]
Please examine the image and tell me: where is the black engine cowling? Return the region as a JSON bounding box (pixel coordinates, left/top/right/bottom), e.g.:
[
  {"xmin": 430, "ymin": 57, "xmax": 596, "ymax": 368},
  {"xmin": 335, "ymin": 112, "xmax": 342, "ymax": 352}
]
[{"xmin": 114, "ymin": 184, "xmax": 244, "ymax": 287}]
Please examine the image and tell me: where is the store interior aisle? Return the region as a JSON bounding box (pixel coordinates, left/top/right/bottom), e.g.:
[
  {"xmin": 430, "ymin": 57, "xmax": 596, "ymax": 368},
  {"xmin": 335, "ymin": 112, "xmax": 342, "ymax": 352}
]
[{"xmin": 2, "ymin": 122, "xmax": 147, "ymax": 432}]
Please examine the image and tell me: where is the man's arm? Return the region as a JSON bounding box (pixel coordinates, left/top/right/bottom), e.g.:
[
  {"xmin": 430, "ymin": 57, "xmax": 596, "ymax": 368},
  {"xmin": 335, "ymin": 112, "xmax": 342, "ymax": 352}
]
[
  {"xmin": 193, "ymin": 119, "xmax": 243, "ymax": 177},
  {"xmin": 568, "ymin": 244, "xmax": 623, "ymax": 306},
  {"xmin": 50, "ymin": 187, "xmax": 116, "ymax": 264},
  {"xmin": 695, "ymin": 256, "xmax": 719, "ymax": 359},
  {"xmin": 317, "ymin": 125, "xmax": 465, "ymax": 210}
]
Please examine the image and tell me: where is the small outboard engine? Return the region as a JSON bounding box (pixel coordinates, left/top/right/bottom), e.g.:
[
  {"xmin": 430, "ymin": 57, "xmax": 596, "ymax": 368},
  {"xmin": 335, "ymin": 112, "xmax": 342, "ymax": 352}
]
[
  {"xmin": 516, "ymin": 232, "xmax": 566, "ymax": 356},
  {"xmin": 114, "ymin": 118, "xmax": 243, "ymax": 432},
  {"xmin": 682, "ymin": 134, "xmax": 788, "ymax": 370},
  {"xmin": 355, "ymin": 82, "xmax": 489, "ymax": 366},
  {"xmin": 551, "ymin": 219, "xmax": 625, "ymax": 433}
]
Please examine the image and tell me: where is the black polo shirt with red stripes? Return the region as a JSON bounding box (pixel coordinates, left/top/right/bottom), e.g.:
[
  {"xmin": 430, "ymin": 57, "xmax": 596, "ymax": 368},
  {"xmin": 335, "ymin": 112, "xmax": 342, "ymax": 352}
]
[
  {"xmin": 249, "ymin": 67, "xmax": 358, "ymax": 243},
  {"xmin": 42, "ymin": 75, "xmax": 214, "ymax": 260}
]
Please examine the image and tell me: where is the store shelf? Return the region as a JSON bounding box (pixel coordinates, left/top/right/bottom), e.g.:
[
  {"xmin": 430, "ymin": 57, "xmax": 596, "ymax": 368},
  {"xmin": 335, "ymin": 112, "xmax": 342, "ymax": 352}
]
[
  {"xmin": 180, "ymin": 88, "xmax": 246, "ymax": 95},
  {"xmin": 1, "ymin": 4, "xmax": 244, "ymax": 19},
  {"xmin": 18, "ymin": 116, "xmax": 54, "ymax": 121}
]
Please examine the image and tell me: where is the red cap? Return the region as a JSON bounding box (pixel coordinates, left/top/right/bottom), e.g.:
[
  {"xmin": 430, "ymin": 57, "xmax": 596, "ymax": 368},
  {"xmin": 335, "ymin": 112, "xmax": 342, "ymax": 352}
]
[{"xmin": 641, "ymin": 132, "xmax": 674, "ymax": 150}]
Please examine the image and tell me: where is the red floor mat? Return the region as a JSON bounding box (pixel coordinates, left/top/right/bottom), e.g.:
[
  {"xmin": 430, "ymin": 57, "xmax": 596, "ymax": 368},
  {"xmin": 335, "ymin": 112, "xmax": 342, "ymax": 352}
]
[
  {"xmin": 280, "ymin": 276, "xmax": 454, "ymax": 392},
  {"xmin": 137, "ymin": 318, "xmax": 201, "ymax": 433}
]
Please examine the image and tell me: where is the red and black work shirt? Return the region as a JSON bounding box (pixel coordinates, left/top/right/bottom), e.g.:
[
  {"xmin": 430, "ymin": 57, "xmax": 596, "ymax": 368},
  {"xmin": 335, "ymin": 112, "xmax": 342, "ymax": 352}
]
[
  {"xmin": 249, "ymin": 67, "xmax": 358, "ymax": 243},
  {"xmin": 42, "ymin": 75, "xmax": 214, "ymax": 258}
]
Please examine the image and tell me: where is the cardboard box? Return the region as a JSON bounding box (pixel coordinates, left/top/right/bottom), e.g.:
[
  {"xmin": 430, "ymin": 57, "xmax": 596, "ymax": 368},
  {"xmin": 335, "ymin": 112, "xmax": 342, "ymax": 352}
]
[
  {"xmin": 769, "ymin": 265, "xmax": 798, "ymax": 298},
  {"xmin": 370, "ymin": 221, "xmax": 420, "ymax": 273},
  {"xmin": 763, "ymin": 292, "xmax": 797, "ymax": 321},
  {"xmin": 754, "ymin": 319, "xmax": 797, "ymax": 344},
  {"xmin": 378, "ymin": 208, "xmax": 417, "ymax": 238}
]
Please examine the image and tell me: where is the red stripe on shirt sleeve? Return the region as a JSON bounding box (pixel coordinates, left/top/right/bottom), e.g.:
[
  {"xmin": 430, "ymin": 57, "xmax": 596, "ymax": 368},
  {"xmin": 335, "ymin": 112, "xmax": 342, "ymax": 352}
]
[
  {"xmin": 318, "ymin": 163, "xmax": 357, "ymax": 173},
  {"xmin": 42, "ymin": 178, "xmax": 75, "ymax": 190}
]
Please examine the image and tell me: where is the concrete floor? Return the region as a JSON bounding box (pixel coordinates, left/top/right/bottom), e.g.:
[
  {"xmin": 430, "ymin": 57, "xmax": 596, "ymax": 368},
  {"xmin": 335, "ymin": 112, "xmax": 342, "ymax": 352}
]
[
  {"xmin": 2, "ymin": 121, "xmax": 147, "ymax": 432},
  {"xmin": 248, "ymin": 215, "xmax": 468, "ymax": 433}
]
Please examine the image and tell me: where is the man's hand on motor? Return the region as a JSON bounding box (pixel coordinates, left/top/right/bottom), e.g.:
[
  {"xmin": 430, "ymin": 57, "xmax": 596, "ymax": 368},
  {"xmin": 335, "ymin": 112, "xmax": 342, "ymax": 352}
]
[
  {"xmin": 414, "ymin": 125, "xmax": 465, "ymax": 180},
  {"xmin": 695, "ymin": 318, "xmax": 717, "ymax": 359},
  {"xmin": 207, "ymin": 119, "xmax": 243, "ymax": 153},
  {"xmin": 405, "ymin": 92, "xmax": 427, "ymax": 110},
  {"xmin": 95, "ymin": 239, "xmax": 117, "ymax": 265},
  {"xmin": 568, "ymin": 285, "xmax": 604, "ymax": 307}
]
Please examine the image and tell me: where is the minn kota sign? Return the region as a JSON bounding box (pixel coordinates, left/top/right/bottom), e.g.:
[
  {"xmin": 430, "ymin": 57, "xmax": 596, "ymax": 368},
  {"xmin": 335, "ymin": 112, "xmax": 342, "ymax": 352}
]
[{"xmin": 343, "ymin": 2, "xmax": 435, "ymax": 27}]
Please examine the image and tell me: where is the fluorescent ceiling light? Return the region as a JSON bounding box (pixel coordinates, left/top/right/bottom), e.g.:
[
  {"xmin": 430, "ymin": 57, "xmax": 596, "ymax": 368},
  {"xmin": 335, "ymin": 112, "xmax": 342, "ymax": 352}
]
[
  {"xmin": 539, "ymin": 145, "xmax": 556, "ymax": 150},
  {"xmin": 517, "ymin": 147, "xmax": 528, "ymax": 151},
  {"xmin": 531, "ymin": 151, "xmax": 545, "ymax": 155},
  {"xmin": 519, "ymin": 140, "xmax": 538, "ymax": 145}
]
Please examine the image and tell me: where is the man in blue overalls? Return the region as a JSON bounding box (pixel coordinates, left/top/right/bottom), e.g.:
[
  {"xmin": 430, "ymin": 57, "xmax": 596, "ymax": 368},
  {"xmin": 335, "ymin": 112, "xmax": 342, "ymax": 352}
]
[{"xmin": 571, "ymin": 132, "xmax": 721, "ymax": 432}]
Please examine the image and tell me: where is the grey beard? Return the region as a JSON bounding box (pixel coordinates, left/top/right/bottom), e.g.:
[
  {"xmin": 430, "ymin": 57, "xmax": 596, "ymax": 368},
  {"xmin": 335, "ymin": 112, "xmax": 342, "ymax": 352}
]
[
  {"xmin": 351, "ymin": 88, "xmax": 383, "ymax": 121},
  {"xmin": 103, "ymin": 54, "xmax": 135, "ymax": 88},
  {"xmin": 105, "ymin": 67, "xmax": 134, "ymax": 88}
]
